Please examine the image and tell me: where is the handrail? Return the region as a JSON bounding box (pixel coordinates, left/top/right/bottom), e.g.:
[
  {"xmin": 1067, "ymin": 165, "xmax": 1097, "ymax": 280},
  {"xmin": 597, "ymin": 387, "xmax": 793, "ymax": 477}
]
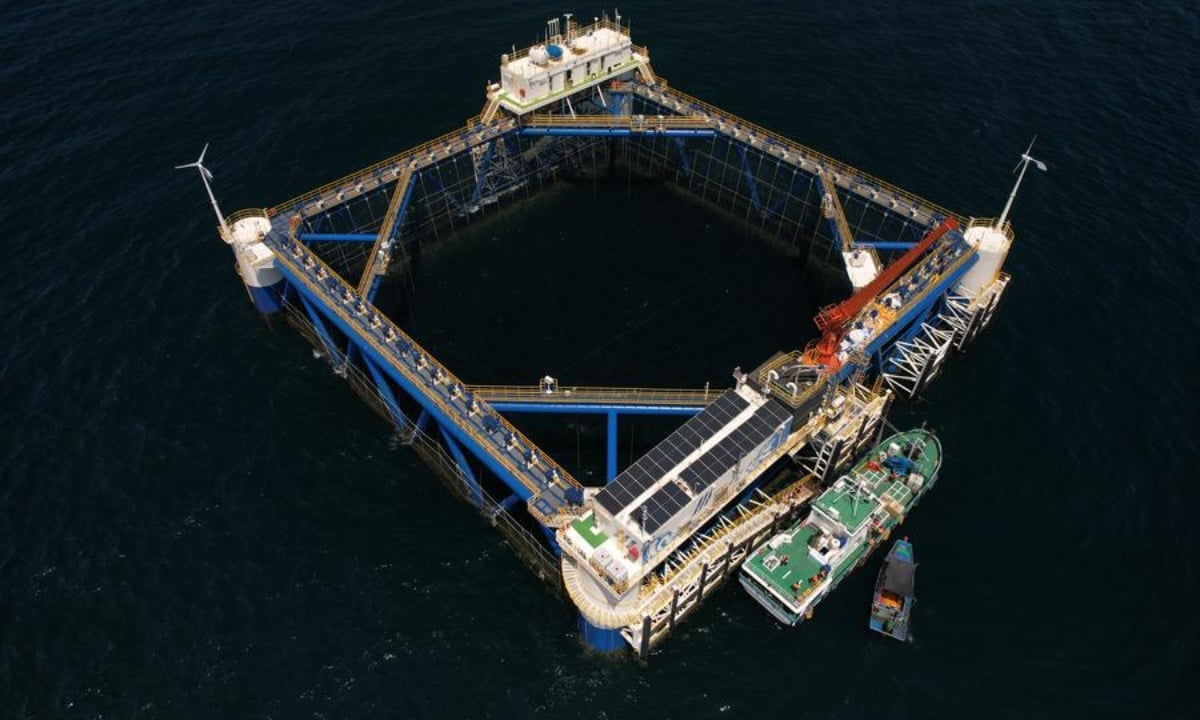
[
  {"xmin": 357, "ymin": 164, "xmax": 414, "ymax": 294},
  {"xmin": 268, "ymin": 223, "xmax": 583, "ymax": 524},
  {"xmin": 967, "ymin": 217, "xmax": 1015, "ymax": 241},
  {"xmin": 225, "ymin": 207, "xmax": 269, "ymax": 225},
  {"xmin": 523, "ymin": 113, "xmax": 712, "ymax": 129},
  {"xmin": 627, "ymin": 79, "xmax": 966, "ymax": 225},
  {"xmin": 270, "ymin": 115, "xmax": 517, "ymax": 216},
  {"xmin": 468, "ymin": 384, "xmax": 719, "ymax": 405}
]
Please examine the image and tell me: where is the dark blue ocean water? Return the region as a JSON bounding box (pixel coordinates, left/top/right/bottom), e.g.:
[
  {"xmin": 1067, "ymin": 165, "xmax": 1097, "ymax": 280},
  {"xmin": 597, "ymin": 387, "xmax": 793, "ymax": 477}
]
[{"xmin": 3, "ymin": 0, "xmax": 1198, "ymax": 717}]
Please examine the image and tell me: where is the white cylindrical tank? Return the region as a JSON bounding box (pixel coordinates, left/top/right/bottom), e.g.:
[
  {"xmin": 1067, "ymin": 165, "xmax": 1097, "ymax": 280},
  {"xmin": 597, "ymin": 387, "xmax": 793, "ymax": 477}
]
[
  {"xmin": 957, "ymin": 224, "xmax": 1013, "ymax": 298},
  {"xmin": 530, "ymin": 46, "xmax": 549, "ymax": 65},
  {"xmin": 228, "ymin": 212, "xmax": 285, "ymax": 314}
]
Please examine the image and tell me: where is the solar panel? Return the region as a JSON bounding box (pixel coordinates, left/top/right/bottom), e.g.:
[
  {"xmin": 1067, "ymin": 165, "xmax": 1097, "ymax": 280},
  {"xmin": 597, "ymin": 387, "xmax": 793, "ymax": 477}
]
[
  {"xmin": 633, "ymin": 482, "xmax": 694, "ymax": 534},
  {"xmin": 595, "ymin": 391, "xmax": 764, "ymax": 516}
]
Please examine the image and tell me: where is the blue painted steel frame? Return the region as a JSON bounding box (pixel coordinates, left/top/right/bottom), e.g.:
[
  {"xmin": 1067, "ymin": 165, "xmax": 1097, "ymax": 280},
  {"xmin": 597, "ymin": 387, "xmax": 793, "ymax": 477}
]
[
  {"xmin": 364, "ymin": 172, "xmax": 420, "ymax": 304},
  {"xmin": 299, "ymin": 233, "xmax": 378, "ymax": 243},
  {"xmin": 298, "ymin": 294, "xmax": 344, "ymax": 364},
  {"xmin": 363, "ymin": 354, "xmax": 412, "ymax": 430},
  {"xmin": 485, "ymin": 403, "xmax": 703, "ymax": 483},
  {"xmin": 279, "ymin": 267, "xmax": 541, "ymax": 509},
  {"xmin": 487, "ymin": 403, "xmax": 701, "ymax": 416},
  {"xmin": 838, "ymin": 254, "xmax": 978, "ymax": 382},
  {"xmin": 440, "ymin": 424, "xmax": 483, "ymax": 505}
]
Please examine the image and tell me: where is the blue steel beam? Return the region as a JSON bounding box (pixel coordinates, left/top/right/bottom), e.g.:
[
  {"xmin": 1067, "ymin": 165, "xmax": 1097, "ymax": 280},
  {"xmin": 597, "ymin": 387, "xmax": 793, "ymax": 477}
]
[
  {"xmin": 855, "ymin": 241, "xmax": 918, "ymax": 251},
  {"xmin": 488, "ymin": 402, "xmax": 702, "ymax": 416},
  {"xmin": 518, "ymin": 128, "xmax": 715, "ymax": 138},
  {"xmin": 606, "ymin": 411, "xmax": 618, "ymax": 483},
  {"xmin": 362, "ymin": 354, "xmax": 412, "ymax": 430},
  {"xmin": 838, "ymin": 253, "xmax": 978, "ymax": 382},
  {"xmin": 280, "ymin": 273, "xmax": 544, "ymax": 506},
  {"xmin": 440, "ymin": 424, "xmax": 483, "ymax": 505},
  {"xmin": 298, "ymin": 294, "xmax": 344, "ymax": 364},
  {"xmin": 299, "ymin": 233, "xmax": 378, "ymax": 243}
]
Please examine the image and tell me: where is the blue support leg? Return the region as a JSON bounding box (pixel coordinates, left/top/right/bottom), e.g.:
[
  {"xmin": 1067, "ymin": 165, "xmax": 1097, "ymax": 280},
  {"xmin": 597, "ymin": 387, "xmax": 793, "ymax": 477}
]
[
  {"xmin": 579, "ymin": 614, "xmax": 625, "ymax": 653},
  {"xmin": 440, "ymin": 423, "xmax": 483, "ymax": 506},
  {"xmin": 415, "ymin": 408, "xmax": 431, "ymax": 433},
  {"xmin": 298, "ymin": 294, "xmax": 343, "ymax": 365},
  {"xmin": 607, "ymin": 410, "xmax": 619, "ymax": 483},
  {"xmin": 362, "ymin": 354, "xmax": 411, "ymax": 431}
]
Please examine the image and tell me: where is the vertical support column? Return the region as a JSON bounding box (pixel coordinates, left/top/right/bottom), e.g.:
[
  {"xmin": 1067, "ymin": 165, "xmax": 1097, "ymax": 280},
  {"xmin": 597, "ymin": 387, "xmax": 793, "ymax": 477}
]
[
  {"xmin": 606, "ymin": 410, "xmax": 619, "ymax": 483},
  {"xmin": 639, "ymin": 615, "xmax": 653, "ymax": 660},
  {"xmin": 578, "ymin": 614, "xmax": 625, "ymax": 653}
]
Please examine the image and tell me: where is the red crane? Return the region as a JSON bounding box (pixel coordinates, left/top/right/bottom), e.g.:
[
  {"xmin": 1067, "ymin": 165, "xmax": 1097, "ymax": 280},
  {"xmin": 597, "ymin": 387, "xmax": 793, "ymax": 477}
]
[{"xmin": 805, "ymin": 218, "xmax": 959, "ymax": 369}]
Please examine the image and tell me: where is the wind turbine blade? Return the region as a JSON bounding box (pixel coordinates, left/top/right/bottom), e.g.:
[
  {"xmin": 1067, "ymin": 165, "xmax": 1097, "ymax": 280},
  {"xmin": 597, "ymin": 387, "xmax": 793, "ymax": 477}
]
[
  {"xmin": 1010, "ymin": 157, "xmax": 1023, "ymax": 174},
  {"xmin": 174, "ymin": 161, "xmax": 199, "ymax": 170},
  {"xmin": 198, "ymin": 142, "xmax": 209, "ymax": 164}
]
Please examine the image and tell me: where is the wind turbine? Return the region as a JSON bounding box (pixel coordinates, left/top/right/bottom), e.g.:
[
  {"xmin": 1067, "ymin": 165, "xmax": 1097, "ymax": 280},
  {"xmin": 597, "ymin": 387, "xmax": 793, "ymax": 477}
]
[
  {"xmin": 175, "ymin": 143, "xmax": 232, "ymax": 243},
  {"xmin": 996, "ymin": 136, "xmax": 1047, "ymax": 230}
]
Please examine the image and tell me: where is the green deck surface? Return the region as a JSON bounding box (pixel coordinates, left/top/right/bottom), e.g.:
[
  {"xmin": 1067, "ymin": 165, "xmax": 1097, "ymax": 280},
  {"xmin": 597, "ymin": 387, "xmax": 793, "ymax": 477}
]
[
  {"xmin": 743, "ymin": 430, "xmax": 941, "ymax": 607},
  {"xmin": 743, "ymin": 525, "xmax": 826, "ymax": 603},
  {"xmin": 813, "ymin": 485, "xmax": 880, "ymax": 533},
  {"xmin": 571, "ymin": 514, "xmax": 609, "ymax": 549}
]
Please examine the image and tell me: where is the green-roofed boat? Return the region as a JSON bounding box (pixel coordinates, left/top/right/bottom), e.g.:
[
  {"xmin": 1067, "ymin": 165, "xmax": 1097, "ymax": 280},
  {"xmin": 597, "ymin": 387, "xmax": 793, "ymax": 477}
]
[{"xmin": 739, "ymin": 429, "xmax": 941, "ymax": 626}]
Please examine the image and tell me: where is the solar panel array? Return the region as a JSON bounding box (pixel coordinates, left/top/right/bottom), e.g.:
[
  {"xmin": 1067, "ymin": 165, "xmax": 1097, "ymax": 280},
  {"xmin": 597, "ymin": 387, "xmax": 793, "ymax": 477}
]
[
  {"xmin": 633, "ymin": 399, "xmax": 794, "ymax": 534},
  {"xmin": 595, "ymin": 390, "xmax": 749, "ymax": 516}
]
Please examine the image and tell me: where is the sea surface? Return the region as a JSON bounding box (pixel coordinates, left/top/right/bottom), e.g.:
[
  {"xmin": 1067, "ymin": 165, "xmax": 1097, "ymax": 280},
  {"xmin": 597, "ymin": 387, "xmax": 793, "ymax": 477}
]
[{"xmin": 2, "ymin": 0, "xmax": 1198, "ymax": 717}]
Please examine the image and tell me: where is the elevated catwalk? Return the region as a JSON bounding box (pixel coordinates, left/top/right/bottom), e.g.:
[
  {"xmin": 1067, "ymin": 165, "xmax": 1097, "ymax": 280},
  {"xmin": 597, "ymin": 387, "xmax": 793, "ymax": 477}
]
[{"xmin": 199, "ymin": 14, "xmax": 1027, "ymax": 658}]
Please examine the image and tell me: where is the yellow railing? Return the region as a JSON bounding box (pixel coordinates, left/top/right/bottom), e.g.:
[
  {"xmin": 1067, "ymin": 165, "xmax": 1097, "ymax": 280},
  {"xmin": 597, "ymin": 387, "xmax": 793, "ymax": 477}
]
[
  {"xmin": 357, "ymin": 164, "xmax": 414, "ymax": 294},
  {"xmin": 631, "ymin": 80, "xmax": 966, "ymax": 224},
  {"xmin": 819, "ymin": 171, "xmax": 857, "ymax": 253},
  {"xmin": 225, "ymin": 207, "xmax": 269, "ymax": 225},
  {"xmin": 523, "ymin": 113, "xmax": 712, "ymax": 129},
  {"xmin": 271, "ymin": 227, "xmax": 583, "ymax": 522},
  {"xmin": 756, "ymin": 351, "xmax": 829, "ymax": 406},
  {"xmin": 270, "ymin": 115, "xmax": 517, "ymax": 215},
  {"xmin": 860, "ymin": 239, "xmax": 977, "ymax": 333},
  {"xmin": 967, "ymin": 217, "xmax": 1015, "ymax": 242},
  {"xmin": 468, "ymin": 384, "xmax": 719, "ymax": 405}
]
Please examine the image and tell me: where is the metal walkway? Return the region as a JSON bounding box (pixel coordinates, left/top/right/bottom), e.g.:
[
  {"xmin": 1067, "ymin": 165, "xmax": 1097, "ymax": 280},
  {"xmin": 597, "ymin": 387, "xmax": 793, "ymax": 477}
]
[
  {"xmin": 519, "ymin": 113, "xmax": 715, "ymax": 137},
  {"xmin": 468, "ymin": 384, "xmax": 717, "ymax": 412},
  {"xmin": 260, "ymin": 215, "xmax": 585, "ymax": 526},
  {"xmin": 617, "ymin": 79, "xmax": 965, "ymax": 228}
]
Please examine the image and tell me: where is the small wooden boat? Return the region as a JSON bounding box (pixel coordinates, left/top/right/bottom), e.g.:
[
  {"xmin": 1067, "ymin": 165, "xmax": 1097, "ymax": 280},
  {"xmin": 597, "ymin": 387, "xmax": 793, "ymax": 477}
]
[{"xmin": 869, "ymin": 538, "xmax": 916, "ymax": 641}]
